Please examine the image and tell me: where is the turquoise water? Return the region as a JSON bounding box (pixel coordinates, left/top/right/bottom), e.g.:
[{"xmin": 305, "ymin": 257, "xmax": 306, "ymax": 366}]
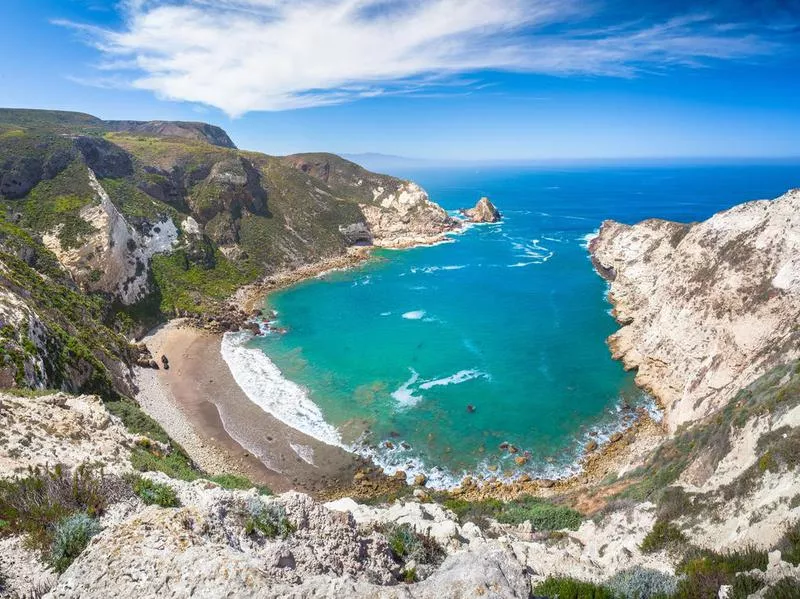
[{"xmin": 243, "ymin": 163, "xmax": 800, "ymax": 486}]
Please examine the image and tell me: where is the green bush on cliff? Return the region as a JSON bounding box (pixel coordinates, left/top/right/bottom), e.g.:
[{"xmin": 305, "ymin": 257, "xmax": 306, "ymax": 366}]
[
  {"xmin": 605, "ymin": 566, "xmax": 678, "ymax": 599},
  {"xmin": 0, "ymin": 465, "xmax": 121, "ymax": 556},
  {"xmin": 48, "ymin": 513, "xmax": 101, "ymax": 573},
  {"xmin": 764, "ymin": 577, "xmax": 800, "ymax": 599},
  {"xmin": 671, "ymin": 546, "xmax": 767, "ymax": 599},
  {"xmin": 441, "ymin": 495, "xmax": 583, "ymax": 531},
  {"xmin": 533, "ymin": 576, "xmax": 616, "ymax": 599},
  {"xmin": 640, "ymin": 521, "xmax": 688, "ymax": 554},
  {"xmin": 128, "ymin": 475, "xmax": 179, "ymax": 508},
  {"xmin": 243, "ymin": 499, "xmax": 294, "ymax": 539},
  {"xmin": 378, "ymin": 522, "xmax": 445, "ymax": 567}
]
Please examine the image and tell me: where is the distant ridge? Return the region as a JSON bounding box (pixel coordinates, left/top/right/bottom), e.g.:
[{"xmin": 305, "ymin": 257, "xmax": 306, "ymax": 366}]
[{"xmin": 0, "ymin": 108, "xmax": 236, "ymax": 149}]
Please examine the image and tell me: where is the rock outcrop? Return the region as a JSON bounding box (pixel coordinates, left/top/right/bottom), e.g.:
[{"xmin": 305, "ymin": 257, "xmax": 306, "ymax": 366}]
[
  {"xmin": 0, "ymin": 392, "xmax": 136, "ymax": 477},
  {"xmin": 461, "ymin": 197, "xmax": 501, "ymax": 223},
  {"xmin": 282, "ymin": 153, "xmax": 460, "ymax": 247},
  {"xmin": 590, "ymin": 189, "xmax": 800, "ymax": 431}
]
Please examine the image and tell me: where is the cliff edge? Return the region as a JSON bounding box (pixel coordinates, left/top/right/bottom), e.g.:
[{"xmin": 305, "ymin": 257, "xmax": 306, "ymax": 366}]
[{"xmin": 590, "ymin": 189, "xmax": 800, "ymax": 431}]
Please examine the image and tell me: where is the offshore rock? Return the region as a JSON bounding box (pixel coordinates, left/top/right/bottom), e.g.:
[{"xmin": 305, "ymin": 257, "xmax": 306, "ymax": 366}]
[{"xmin": 462, "ymin": 197, "xmax": 501, "ymax": 223}]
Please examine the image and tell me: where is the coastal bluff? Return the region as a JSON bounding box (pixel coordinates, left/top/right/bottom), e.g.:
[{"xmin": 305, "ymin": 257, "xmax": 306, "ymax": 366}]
[{"xmin": 590, "ymin": 188, "xmax": 800, "ymax": 431}]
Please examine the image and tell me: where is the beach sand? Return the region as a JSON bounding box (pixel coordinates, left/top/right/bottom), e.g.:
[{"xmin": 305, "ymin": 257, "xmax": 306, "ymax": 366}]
[{"xmin": 135, "ymin": 320, "xmax": 364, "ymax": 495}]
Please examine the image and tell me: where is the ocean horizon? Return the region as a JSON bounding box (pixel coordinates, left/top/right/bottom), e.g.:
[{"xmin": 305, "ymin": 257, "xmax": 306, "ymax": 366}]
[{"xmin": 222, "ymin": 162, "xmax": 800, "ymax": 488}]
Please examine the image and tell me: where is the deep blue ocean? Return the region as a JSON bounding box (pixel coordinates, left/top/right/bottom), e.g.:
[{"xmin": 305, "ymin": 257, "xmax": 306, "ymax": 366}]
[{"xmin": 228, "ymin": 163, "xmax": 799, "ymax": 487}]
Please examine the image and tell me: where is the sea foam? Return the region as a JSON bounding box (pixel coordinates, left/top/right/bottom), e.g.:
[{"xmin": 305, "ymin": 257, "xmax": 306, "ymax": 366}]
[
  {"xmin": 402, "ymin": 310, "xmax": 426, "ymax": 320},
  {"xmin": 220, "ymin": 332, "xmax": 342, "ymax": 448}
]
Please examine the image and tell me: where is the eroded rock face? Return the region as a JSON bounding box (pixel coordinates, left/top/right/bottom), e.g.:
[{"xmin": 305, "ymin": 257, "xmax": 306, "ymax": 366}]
[
  {"xmin": 42, "ymin": 170, "xmax": 179, "ymax": 305},
  {"xmin": 462, "ymin": 197, "xmax": 501, "ymax": 223},
  {"xmin": 590, "ymin": 189, "xmax": 800, "ymax": 431},
  {"xmin": 360, "ymin": 181, "xmax": 459, "ymax": 247}
]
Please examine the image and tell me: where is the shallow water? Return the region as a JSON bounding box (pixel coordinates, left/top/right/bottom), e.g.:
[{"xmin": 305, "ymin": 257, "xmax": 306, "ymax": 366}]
[{"xmin": 233, "ymin": 163, "xmax": 800, "ymax": 487}]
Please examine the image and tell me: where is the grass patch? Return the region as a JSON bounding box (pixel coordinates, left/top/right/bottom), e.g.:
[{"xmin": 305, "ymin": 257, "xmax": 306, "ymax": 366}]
[
  {"xmin": 532, "ymin": 576, "xmax": 616, "ymax": 599},
  {"xmin": 774, "ymin": 520, "xmax": 800, "ymax": 566},
  {"xmin": 441, "ymin": 495, "xmax": 583, "ymax": 531},
  {"xmin": 0, "ymin": 465, "xmax": 125, "ymax": 556},
  {"xmin": 105, "ymin": 399, "xmax": 171, "ymax": 444},
  {"xmin": 130, "ymin": 446, "xmax": 200, "ymax": 482},
  {"xmin": 764, "ymin": 577, "xmax": 800, "ymax": 599},
  {"xmin": 150, "ymin": 246, "xmax": 258, "ymax": 315},
  {"xmin": 641, "ymin": 521, "xmax": 688, "ymax": 554},
  {"xmin": 730, "ymin": 574, "xmax": 765, "ymax": 598},
  {"xmin": 671, "ymin": 546, "xmax": 768, "ymax": 599},
  {"xmin": 207, "ymin": 473, "xmax": 271, "ymax": 495},
  {"xmin": 127, "ymin": 475, "xmax": 179, "ymax": 507}
]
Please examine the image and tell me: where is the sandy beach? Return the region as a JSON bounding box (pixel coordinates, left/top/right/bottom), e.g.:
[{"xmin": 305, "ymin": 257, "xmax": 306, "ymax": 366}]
[{"xmin": 135, "ymin": 320, "xmax": 364, "ymax": 495}]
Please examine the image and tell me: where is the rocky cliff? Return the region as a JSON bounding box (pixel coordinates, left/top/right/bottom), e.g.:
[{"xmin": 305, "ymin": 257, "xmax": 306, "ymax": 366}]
[
  {"xmin": 590, "ymin": 189, "xmax": 800, "ymax": 431},
  {"xmin": 0, "ymin": 110, "xmax": 456, "ymax": 395}
]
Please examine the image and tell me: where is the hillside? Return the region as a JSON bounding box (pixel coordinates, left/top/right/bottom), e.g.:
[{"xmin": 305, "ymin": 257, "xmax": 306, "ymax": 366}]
[{"xmin": 0, "ymin": 109, "xmax": 458, "ymax": 396}]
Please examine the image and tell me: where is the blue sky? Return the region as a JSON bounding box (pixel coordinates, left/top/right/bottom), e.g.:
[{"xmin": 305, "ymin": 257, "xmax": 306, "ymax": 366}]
[{"xmin": 1, "ymin": 0, "xmax": 799, "ymax": 161}]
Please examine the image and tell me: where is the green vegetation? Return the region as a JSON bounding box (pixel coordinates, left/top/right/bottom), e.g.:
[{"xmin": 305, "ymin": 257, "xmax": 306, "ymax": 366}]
[
  {"xmin": 206, "ymin": 473, "xmax": 271, "ymax": 495},
  {"xmin": 441, "ymin": 495, "xmax": 583, "ymax": 531},
  {"xmin": 378, "ymin": 522, "xmax": 445, "ymax": 566},
  {"xmin": 775, "ymin": 521, "xmax": 800, "ymax": 566},
  {"xmin": 533, "ymin": 576, "xmax": 616, "ymax": 599},
  {"xmin": 105, "ymin": 399, "xmax": 171, "ymax": 444},
  {"xmin": 764, "ymin": 577, "xmax": 800, "ymax": 599},
  {"xmin": 242, "ymin": 499, "xmax": 294, "ymax": 539},
  {"xmin": 127, "ymin": 475, "xmax": 179, "ymax": 508},
  {"xmin": 640, "ymin": 521, "xmax": 688, "ymax": 554},
  {"xmin": 48, "ymin": 513, "xmax": 101, "ymax": 573},
  {"xmin": 99, "ymin": 177, "xmax": 178, "ymax": 221},
  {"xmin": 151, "ymin": 247, "xmax": 258, "ymax": 315},
  {"xmin": 130, "ymin": 445, "xmax": 201, "ymax": 482},
  {"xmin": 672, "ymin": 547, "xmax": 767, "ymax": 599},
  {"xmin": 730, "ymin": 574, "xmax": 765, "ymax": 598},
  {"xmin": 0, "ymin": 465, "xmax": 121, "ymax": 559}
]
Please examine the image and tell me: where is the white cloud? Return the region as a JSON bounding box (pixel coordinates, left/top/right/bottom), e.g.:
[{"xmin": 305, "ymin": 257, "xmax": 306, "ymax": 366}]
[{"xmin": 60, "ymin": 0, "xmax": 778, "ymax": 115}]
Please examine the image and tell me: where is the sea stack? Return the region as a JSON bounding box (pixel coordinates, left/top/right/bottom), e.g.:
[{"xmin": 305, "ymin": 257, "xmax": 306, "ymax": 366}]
[{"xmin": 462, "ymin": 197, "xmax": 501, "ymax": 223}]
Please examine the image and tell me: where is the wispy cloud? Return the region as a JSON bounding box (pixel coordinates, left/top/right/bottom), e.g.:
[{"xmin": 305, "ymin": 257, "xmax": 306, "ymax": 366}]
[{"xmin": 58, "ymin": 0, "xmax": 786, "ymax": 115}]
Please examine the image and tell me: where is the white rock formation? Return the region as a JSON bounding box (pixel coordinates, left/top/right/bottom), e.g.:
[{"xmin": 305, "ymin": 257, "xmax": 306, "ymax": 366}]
[
  {"xmin": 0, "ymin": 392, "xmax": 136, "ymax": 477},
  {"xmin": 590, "ymin": 189, "xmax": 800, "ymax": 431},
  {"xmin": 360, "ymin": 181, "xmax": 458, "ymax": 248},
  {"xmin": 42, "ymin": 169, "xmax": 178, "ymax": 305}
]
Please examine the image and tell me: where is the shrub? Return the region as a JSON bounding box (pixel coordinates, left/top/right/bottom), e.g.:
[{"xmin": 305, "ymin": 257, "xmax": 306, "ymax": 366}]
[
  {"xmin": 243, "ymin": 499, "xmax": 294, "ymax": 539},
  {"xmin": 730, "ymin": 573, "xmax": 765, "ymax": 598},
  {"xmin": 0, "ymin": 464, "xmax": 120, "ymax": 553},
  {"xmin": 128, "ymin": 475, "xmax": 179, "ymax": 508},
  {"xmin": 640, "ymin": 521, "xmax": 688, "ymax": 554},
  {"xmin": 764, "ymin": 577, "xmax": 800, "ymax": 599},
  {"xmin": 208, "ymin": 474, "xmax": 271, "ymax": 495},
  {"xmin": 401, "ymin": 567, "xmax": 417, "ymax": 583},
  {"xmin": 378, "ymin": 523, "xmax": 446, "ymax": 567},
  {"xmin": 673, "ymin": 547, "xmax": 768, "ymax": 599},
  {"xmin": 774, "ymin": 520, "xmax": 800, "ymax": 566},
  {"xmin": 441, "ymin": 495, "xmax": 583, "ymax": 531},
  {"xmin": 605, "ymin": 566, "xmax": 678, "ymax": 598},
  {"xmin": 130, "ymin": 446, "xmax": 200, "ymax": 482},
  {"xmin": 532, "ymin": 576, "xmax": 616, "ymax": 599},
  {"xmin": 47, "ymin": 513, "xmax": 100, "ymax": 573}
]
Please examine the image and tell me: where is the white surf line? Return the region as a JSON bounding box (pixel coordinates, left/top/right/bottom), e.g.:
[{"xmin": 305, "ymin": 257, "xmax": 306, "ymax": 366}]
[{"xmin": 220, "ymin": 331, "xmax": 343, "ymax": 448}]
